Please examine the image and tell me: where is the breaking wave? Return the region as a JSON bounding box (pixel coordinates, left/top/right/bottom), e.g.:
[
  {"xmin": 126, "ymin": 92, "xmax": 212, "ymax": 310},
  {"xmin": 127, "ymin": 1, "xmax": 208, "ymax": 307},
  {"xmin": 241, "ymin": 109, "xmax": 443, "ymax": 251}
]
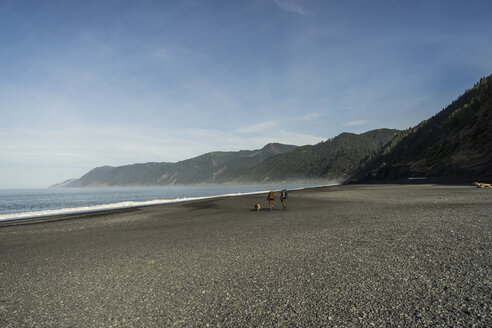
[{"xmin": 0, "ymin": 190, "xmax": 274, "ymax": 221}]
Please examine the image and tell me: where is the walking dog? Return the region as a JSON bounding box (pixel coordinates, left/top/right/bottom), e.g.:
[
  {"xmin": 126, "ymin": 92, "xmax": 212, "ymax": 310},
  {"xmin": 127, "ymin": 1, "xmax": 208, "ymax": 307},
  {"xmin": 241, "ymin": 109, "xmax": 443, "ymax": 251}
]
[{"xmin": 254, "ymin": 203, "xmax": 261, "ymax": 212}]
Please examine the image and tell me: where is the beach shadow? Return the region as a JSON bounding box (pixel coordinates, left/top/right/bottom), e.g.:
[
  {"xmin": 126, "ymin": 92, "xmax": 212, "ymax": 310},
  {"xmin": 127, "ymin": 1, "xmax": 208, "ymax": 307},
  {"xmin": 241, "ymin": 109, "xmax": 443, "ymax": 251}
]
[
  {"xmin": 249, "ymin": 207, "xmax": 279, "ymax": 212},
  {"xmin": 182, "ymin": 200, "xmax": 219, "ymax": 210}
]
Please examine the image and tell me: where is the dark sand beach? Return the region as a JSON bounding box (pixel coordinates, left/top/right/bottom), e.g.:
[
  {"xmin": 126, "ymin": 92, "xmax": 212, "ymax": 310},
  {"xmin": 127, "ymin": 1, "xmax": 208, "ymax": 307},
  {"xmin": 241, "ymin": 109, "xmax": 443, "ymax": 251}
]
[{"xmin": 1, "ymin": 184, "xmax": 491, "ymax": 327}]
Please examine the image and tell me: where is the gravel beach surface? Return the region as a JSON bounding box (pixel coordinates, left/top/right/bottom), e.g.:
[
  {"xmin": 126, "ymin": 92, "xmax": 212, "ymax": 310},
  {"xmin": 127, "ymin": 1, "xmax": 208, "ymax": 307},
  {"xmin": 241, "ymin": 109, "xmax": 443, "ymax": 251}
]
[{"xmin": 1, "ymin": 184, "xmax": 491, "ymax": 327}]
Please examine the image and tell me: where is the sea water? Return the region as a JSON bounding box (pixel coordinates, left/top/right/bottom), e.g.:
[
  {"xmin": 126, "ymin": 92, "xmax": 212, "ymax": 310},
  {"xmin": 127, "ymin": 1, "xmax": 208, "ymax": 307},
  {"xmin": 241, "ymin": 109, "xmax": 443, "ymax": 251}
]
[{"xmin": 0, "ymin": 184, "xmax": 320, "ymax": 221}]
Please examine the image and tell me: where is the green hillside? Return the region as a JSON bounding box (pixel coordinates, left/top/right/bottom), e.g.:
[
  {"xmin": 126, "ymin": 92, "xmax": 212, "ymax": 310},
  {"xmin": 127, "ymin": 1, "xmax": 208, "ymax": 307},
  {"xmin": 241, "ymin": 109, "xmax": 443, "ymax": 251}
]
[
  {"xmin": 358, "ymin": 74, "xmax": 492, "ymax": 181},
  {"xmin": 236, "ymin": 129, "xmax": 399, "ymax": 183},
  {"xmin": 66, "ymin": 129, "xmax": 397, "ymax": 186},
  {"xmin": 67, "ymin": 143, "xmax": 297, "ymax": 187}
]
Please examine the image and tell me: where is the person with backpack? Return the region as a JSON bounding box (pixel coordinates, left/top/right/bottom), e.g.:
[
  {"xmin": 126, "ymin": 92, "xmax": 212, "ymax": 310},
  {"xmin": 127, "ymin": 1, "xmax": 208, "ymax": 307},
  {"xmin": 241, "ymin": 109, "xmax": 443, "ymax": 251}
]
[
  {"xmin": 280, "ymin": 189, "xmax": 288, "ymax": 210},
  {"xmin": 266, "ymin": 191, "xmax": 275, "ymax": 211}
]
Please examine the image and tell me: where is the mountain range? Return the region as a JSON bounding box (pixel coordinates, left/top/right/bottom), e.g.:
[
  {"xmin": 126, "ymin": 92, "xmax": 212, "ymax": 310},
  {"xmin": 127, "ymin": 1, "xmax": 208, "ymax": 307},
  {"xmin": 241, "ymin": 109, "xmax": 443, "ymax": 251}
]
[{"xmin": 60, "ymin": 74, "xmax": 492, "ymax": 187}]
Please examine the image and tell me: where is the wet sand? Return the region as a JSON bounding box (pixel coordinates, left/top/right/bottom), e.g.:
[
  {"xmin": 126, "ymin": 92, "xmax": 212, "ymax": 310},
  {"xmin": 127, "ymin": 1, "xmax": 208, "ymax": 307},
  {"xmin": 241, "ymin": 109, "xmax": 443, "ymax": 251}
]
[{"xmin": 1, "ymin": 184, "xmax": 491, "ymax": 327}]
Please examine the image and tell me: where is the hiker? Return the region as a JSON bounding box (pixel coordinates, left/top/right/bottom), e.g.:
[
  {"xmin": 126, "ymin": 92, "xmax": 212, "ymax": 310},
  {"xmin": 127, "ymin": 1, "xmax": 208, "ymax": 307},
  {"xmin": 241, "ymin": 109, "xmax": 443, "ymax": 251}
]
[
  {"xmin": 266, "ymin": 191, "xmax": 275, "ymax": 211},
  {"xmin": 280, "ymin": 189, "xmax": 288, "ymax": 210}
]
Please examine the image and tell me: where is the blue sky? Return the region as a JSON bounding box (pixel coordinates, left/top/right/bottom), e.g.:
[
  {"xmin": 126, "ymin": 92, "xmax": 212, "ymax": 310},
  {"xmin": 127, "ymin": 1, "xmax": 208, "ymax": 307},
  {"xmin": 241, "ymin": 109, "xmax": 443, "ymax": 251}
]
[{"xmin": 1, "ymin": 0, "xmax": 491, "ymax": 188}]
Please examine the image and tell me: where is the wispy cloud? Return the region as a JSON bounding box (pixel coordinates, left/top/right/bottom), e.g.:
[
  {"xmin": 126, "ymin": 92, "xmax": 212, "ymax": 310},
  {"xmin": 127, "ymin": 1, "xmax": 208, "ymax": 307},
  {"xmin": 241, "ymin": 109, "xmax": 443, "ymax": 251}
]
[
  {"xmin": 342, "ymin": 120, "xmax": 369, "ymax": 127},
  {"xmin": 184, "ymin": 128, "xmax": 325, "ymax": 151},
  {"xmin": 273, "ymin": 0, "xmax": 306, "ymax": 15},
  {"xmin": 302, "ymin": 113, "xmax": 322, "ymax": 121},
  {"xmin": 237, "ymin": 120, "xmax": 280, "ymax": 134}
]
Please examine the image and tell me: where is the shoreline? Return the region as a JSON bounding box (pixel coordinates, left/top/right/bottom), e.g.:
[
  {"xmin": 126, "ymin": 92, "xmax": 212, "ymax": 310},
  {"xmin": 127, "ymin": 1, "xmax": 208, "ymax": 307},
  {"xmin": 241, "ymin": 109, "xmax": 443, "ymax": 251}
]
[
  {"xmin": 2, "ymin": 179, "xmax": 480, "ymax": 223},
  {"xmin": 0, "ymin": 184, "xmax": 335, "ymax": 225},
  {"xmin": 1, "ymin": 178, "xmax": 481, "ymax": 224}
]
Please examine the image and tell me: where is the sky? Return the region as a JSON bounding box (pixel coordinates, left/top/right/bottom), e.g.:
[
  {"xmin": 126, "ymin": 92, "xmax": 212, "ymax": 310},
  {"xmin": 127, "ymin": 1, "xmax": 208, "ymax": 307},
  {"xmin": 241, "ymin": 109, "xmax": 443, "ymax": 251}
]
[{"xmin": 1, "ymin": 0, "xmax": 491, "ymax": 188}]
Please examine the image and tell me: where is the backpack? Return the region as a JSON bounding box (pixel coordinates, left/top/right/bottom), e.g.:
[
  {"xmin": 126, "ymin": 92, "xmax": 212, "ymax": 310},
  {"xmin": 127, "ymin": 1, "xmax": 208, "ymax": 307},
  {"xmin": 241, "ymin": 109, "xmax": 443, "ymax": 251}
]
[
  {"xmin": 282, "ymin": 189, "xmax": 288, "ymax": 199},
  {"xmin": 267, "ymin": 191, "xmax": 275, "ymax": 200}
]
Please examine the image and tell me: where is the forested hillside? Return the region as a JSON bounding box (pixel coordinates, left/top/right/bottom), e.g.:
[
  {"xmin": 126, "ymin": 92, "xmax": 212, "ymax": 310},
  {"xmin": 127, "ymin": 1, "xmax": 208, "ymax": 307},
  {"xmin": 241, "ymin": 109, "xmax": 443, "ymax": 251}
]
[
  {"xmin": 235, "ymin": 129, "xmax": 398, "ymax": 183},
  {"xmin": 357, "ymin": 74, "xmax": 492, "ymax": 181},
  {"xmin": 65, "ymin": 129, "xmax": 397, "ymax": 186},
  {"xmin": 66, "ymin": 143, "xmax": 297, "ymax": 187}
]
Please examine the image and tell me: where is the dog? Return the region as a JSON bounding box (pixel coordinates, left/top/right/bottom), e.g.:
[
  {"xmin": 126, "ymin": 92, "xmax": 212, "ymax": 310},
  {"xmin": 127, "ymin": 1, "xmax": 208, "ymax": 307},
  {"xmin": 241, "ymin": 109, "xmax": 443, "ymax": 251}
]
[
  {"xmin": 474, "ymin": 182, "xmax": 492, "ymax": 188},
  {"xmin": 254, "ymin": 203, "xmax": 261, "ymax": 212}
]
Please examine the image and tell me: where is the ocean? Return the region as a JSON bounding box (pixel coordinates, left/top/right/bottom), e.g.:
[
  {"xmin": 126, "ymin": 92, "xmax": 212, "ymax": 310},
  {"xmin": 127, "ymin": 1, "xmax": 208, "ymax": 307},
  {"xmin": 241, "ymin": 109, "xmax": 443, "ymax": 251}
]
[{"xmin": 0, "ymin": 184, "xmax": 321, "ymax": 221}]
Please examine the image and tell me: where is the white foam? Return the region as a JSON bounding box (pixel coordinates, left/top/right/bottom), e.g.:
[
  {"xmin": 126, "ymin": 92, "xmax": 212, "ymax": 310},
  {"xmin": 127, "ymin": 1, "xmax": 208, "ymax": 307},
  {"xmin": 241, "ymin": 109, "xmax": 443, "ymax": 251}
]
[{"xmin": 0, "ymin": 190, "xmax": 271, "ymax": 222}]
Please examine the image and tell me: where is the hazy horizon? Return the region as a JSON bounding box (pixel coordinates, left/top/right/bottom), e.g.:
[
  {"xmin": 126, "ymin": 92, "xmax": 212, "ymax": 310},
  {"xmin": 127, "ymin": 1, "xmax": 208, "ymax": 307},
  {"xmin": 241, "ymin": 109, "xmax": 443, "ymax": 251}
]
[{"xmin": 1, "ymin": 0, "xmax": 492, "ymax": 188}]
